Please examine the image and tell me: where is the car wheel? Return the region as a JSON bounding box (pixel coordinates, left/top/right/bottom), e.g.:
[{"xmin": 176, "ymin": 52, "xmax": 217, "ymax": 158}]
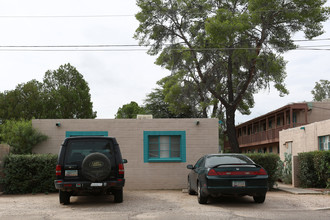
[
  {"xmin": 114, "ymin": 188, "xmax": 123, "ymax": 203},
  {"xmin": 59, "ymin": 190, "xmax": 70, "ymax": 205},
  {"xmin": 187, "ymin": 177, "xmax": 196, "ymax": 195},
  {"xmin": 253, "ymin": 195, "xmax": 266, "ymax": 203},
  {"xmin": 197, "ymin": 181, "xmax": 208, "ymax": 204},
  {"xmin": 82, "ymin": 152, "xmax": 111, "ymax": 182}
]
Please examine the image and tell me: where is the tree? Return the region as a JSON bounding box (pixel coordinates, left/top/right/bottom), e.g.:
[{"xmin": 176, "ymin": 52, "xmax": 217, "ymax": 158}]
[
  {"xmin": 135, "ymin": 0, "xmax": 329, "ymax": 152},
  {"xmin": 0, "ymin": 119, "xmax": 48, "ymax": 154},
  {"xmin": 0, "ymin": 80, "xmax": 44, "ymax": 121},
  {"xmin": 0, "ymin": 64, "xmax": 97, "ymax": 120},
  {"xmin": 145, "ymin": 74, "xmax": 227, "ymax": 118},
  {"xmin": 144, "ymin": 86, "xmax": 178, "ymax": 118},
  {"xmin": 312, "ymin": 80, "xmax": 330, "ymax": 101},
  {"xmin": 14, "ymin": 80, "xmax": 45, "ymax": 120},
  {"xmin": 115, "ymin": 101, "xmax": 147, "ymax": 118},
  {"xmin": 42, "ymin": 63, "xmax": 97, "ymax": 119}
]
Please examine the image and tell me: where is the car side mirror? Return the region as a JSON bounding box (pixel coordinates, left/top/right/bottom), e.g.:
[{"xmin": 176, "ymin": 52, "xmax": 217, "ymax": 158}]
[
  {"xmin": 122, "ymin": 159, "xmax": 128, "ymax": 164},
  {"xmin": 186, "ymin": 164, "xmax": 194, "ymax": 169}
]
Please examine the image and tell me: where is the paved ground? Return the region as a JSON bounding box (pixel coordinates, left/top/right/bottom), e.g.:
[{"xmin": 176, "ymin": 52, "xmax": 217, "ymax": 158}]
[{"xmin": 0, "ymin": 190, "xmax": 329, "ymax": 220}]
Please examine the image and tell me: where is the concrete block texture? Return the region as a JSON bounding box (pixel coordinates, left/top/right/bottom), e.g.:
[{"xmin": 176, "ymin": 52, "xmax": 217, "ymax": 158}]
[{"xmin": 32, "ymin": 118, "xmax": 219, "ymax": 189}]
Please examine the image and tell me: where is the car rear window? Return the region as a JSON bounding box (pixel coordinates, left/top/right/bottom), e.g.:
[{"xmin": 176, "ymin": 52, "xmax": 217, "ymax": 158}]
[
  {"xmin": 205, "ymin": 155, "xmax": 254, "ymax": 167},
  {"xmin": 65, "ymin": 139, "xmax": 113, "ymax": 164}
]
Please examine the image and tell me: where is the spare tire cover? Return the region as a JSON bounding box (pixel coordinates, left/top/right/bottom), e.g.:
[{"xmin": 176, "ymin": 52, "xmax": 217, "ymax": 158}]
[{"xmin": 81, "ymin": 152, "xmax": 111, "ymax": 181}]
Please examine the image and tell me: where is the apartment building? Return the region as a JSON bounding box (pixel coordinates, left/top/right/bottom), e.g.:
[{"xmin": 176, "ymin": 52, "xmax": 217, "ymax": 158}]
[{"xmin": 224, "ymin": 100, "xmax": 330, "ymax": 153}]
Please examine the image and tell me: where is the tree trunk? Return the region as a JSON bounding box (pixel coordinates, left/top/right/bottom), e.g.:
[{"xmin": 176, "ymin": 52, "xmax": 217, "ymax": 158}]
[{"xmin": 226, "ymin": 108, "xmax": 240, "ymax": 153}]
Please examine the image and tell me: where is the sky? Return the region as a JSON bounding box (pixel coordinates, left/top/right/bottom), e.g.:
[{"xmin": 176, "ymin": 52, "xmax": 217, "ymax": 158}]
[{"xmin": 0, "ymin": 0, "xmax": 329, "ymax": 124}]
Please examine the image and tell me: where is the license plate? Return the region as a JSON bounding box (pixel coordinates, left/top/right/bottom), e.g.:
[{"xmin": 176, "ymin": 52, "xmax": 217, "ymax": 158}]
[
  {"xmin": 91, "ymin": 183, "xmax": 103, "ymax": 187},
  {"xmin": 232, "ymin": 181, "xmax": 245, "ymax": 187},
  {"xmin": 65, "ymin": 170, "xmax": 78, "ymax": 177}
]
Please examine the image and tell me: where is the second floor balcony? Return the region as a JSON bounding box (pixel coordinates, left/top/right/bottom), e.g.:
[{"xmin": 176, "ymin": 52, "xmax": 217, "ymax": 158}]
[{"xmin": 237, "ymin": 123, "xmax": 306, "ymax": 147}]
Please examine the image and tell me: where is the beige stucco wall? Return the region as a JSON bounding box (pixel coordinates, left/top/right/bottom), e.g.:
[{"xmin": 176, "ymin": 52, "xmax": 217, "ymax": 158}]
[
  {"xmin": 32, "ymin": 118, "xmax": 219, "ymax": 190},
  {"xmin": 279, "ymin": 118, "xmax": 330, "ymax": 186},
  {"xmin": 279, "ymin": 118, "xmax": 330, "ymax": 160}
]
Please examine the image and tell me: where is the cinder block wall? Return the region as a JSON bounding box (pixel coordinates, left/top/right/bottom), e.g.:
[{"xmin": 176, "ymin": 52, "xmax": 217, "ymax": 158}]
[{"xmin": 32, "ymin": 119, "xmax": 219, "ymax": 190}]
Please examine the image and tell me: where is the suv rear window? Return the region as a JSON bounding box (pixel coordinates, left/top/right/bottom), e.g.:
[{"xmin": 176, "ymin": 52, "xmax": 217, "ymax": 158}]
[{"xmin": 65, "ymin": 139, "xmax": 113, "ymax": 164}]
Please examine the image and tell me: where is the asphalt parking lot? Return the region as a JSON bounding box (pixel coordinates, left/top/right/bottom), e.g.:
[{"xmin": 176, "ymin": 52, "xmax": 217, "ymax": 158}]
[{"xmin": 0, "ymin": 190, "xmax": 329, "ymax": 220}]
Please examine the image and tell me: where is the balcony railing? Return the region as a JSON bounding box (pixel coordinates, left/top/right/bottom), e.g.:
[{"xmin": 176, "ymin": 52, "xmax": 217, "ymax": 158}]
[{"xmin": 237, "ymin": 123, "xmax": 305, "ymax": 147}]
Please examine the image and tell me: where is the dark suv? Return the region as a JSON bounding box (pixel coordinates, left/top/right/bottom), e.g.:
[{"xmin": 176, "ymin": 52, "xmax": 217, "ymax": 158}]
[{"xmin": 54, "ymin": 136, "xmax": 127, "ymax": 205}]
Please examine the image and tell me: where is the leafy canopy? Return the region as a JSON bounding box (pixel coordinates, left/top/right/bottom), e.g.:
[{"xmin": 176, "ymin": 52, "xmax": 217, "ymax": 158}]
[
  {"xmin": 312, "ymin": 79, "xmax": 330, "ymax": 101},
  {"xmin": 115, "ymin": 101, "xmax": 147, "ymax": 119},
  {"xmin": 0, "ymin": 63, "xmax": 97, "ymax": 120},
  {"xmin": 43, "ymin": 63, "xmax": 97, "ymax": 119},
  {"xmin": 135, "ymin": 0, "xmax": 329, "ymax": 152}
]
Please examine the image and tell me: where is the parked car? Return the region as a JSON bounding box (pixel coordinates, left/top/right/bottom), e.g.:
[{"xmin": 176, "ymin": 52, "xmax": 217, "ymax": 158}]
[
  {"xmin": 54, "ymin": 136, "xmax": 127, "ymax": 205},
  {"xmin": 187, "ymin": 154, "xmax": 268, "ymax": 204}
]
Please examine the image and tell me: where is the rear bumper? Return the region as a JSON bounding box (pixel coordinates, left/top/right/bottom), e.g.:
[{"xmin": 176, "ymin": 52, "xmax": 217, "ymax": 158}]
[
  {"xmin": 203, "ymin": 176, "xmax": 268, "ymax": 196},
  {"xmin": 54, "ymin": 179, "xmax": 125, "ymax": 191},
  {"xmin": 205, "ymin": 185, "xmax": 268, "ymax": 196}
]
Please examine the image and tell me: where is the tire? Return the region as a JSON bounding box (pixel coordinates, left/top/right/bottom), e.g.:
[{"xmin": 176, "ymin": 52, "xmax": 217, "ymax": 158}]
[
  {"xmin": 82, "ymin": 152, "xmax": 111, "ymax": 182},
  {"xmin": 187, "ymin": 177, "xmax": 196, "ymax": 195},
  {"xmin": 253, "ymin": 195, "xmax": 266, "ymax": 203},
  {"xmin": 197, "ymin": 181, "xmax": 208, "ymax": 204},
  {"xmin": 114, "ymin": 188, "xmax": 123, "ymax": 203},
  {"xmin": 59, "ymin": 190, "xmax": 70, "ymax": 205}
]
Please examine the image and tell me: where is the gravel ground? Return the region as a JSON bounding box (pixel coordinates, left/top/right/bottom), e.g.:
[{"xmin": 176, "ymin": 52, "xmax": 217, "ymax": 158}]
[{"xmin": 0, "ymin": 190, "xmax": 329, "ymax": 220}]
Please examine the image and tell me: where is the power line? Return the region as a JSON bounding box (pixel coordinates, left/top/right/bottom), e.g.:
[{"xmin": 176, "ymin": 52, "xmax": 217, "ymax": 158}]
[
  {"xmin": 0, "ymin": 15, "xmax": 134, "ymax": 18},
  {"xmin": 1, "ymin": 46, "xmax": 330, "ymax": 52}
]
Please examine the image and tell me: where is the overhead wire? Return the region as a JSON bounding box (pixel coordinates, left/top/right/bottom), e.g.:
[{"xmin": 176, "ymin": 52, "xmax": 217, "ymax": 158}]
[{"xmin": 1, "ymin": 44, "xmax": 330, "ymax": 51}]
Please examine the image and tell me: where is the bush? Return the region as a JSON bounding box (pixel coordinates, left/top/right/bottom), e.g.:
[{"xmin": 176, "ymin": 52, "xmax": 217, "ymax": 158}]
[
  {"xmin": 277, "ymin": 152, "xmax": 292, "ymax": 184},
  {"xmin": 0, "ymin": 154, "xmax": 57, "ymax": 194},
  {"xmin": 245, "ymin": 153, "xmax": 281, "ymax": 189},
  {"xmin": 0, "ymin": 119, "xmax": 48, "ymax": 154},
  {"xmin": 298, "ymin": 151, "xmax": 330, "ymax": 188}
]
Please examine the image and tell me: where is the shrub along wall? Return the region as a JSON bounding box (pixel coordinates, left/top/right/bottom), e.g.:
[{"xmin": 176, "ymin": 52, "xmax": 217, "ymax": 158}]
[
  {"xmin": 245, "ymin": 153, "xmax": 281, "ymax": 189},
  {"xmin": 0, "ymin": 154, "xmax": 57, "ymax": 194},
  {"xmin": 298, "ymin": 151, "xmax": 330, "ymax": 188}
]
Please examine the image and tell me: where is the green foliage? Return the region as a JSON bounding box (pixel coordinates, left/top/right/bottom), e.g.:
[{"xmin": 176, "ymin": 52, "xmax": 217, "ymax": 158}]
[
  {"xmin": 145, "ymin": 75, "xmax": 220, "ymax": 118},
  {"xmin": 0, "ymin": 63, "xmax": 97, "ymax": 120},
  {"xmin": 245, "ymin": 153, "xmax": 281, "ymax": 189},
  {"xmin": 0, "ymin": 80, "xmax": 44, "ymax": 120},
  {"xmin": 115, "ymin": 101, "xmax": 147, "ymax": 119},
  {"xmin": 0, "ymin": 120, "xmax": 48, "ymax": 154},
  {"xmin": 135, "ymin": 0, "xmax": 329, "ymax": 152},
  {"xmin": 278, "ymin": 153, "xmax": 292, "ymax": 184},
  {"xmin": 311, "ymin": 79, "xmax": 330, "ymax": 101},
  {"xmin": 0, "ymin": 154, "xmax": 57, "ymax": 194},
  {"xmin": 42, "ymin": 63, "xmax": 97, "ymax": 119},
  {"xmin": 298, "ymin": 151, "xmax": 330, "ymax": 188}
]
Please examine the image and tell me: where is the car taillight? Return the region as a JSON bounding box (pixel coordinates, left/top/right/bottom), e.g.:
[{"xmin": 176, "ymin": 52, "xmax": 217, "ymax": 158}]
[
  {"xmin": 118, "ymin": 163, "xmax": 124, "ymax": 175},
  {"xmin": 56, "ymin": 165, "xmax": 61, "ymax": 176},
  {"xmin": 208, "ymin": 168, "xmax": 267, "ymax": 176}
]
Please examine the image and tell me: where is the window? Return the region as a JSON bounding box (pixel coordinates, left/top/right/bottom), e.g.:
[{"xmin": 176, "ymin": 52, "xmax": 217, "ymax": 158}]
[
  {"xmin": 293, "ymin": 112, "xmax": 297, "ymax": 124},
  {"xmin": 277, "ymin": 116, "xmax": 282, "ymax": 126},
  {"xmin": 65, "ymin": 139, "xmax": 113, "ymax": 164},
  {"xmin": 284, "ymin": 141, "xmax": 292, "ymax": 154},
  {"xmin": 144, "ymin": 131, "xmax": 186, "ymax": 162},
  {"xmin": 269, "ymin": 119, "xmax": 273, "ymax": 128},
  {"xmin": 319, "ymin": 135, "xmax": 330, "ymax": 151},
  {"xmin": 194, "ymin": 157, "xmax": 205, "ymax": 168}
]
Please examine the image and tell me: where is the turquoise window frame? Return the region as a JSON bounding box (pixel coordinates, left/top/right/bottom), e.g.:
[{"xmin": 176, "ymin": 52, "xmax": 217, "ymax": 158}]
[
  {"xmin": 319, "ymin": 135, "xmax": 330, "ymax": 151},
  {"xmin": 66, "ymin": 131, "xmax": 108, "ymax": 137},
  {"xmin": 143, "ymin": 131, "xmax": 186, "ymax": 163}
]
